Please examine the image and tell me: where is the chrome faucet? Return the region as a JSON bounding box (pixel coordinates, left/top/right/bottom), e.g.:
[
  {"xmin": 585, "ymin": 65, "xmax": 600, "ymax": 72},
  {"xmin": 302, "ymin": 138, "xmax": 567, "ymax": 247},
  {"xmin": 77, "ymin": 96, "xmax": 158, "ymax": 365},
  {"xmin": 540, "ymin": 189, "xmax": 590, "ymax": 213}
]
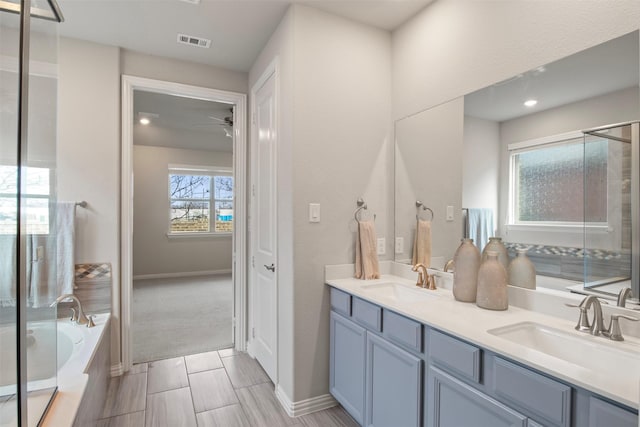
[
  {"xmin": 603, "ymin": 314, "xmax": 639, "ymax": 341},
  {"xmin": 51, "ymin": 294, "xmax": 94, "ymax": 327},
  {"xmin": 567, "ymin": 295, "xmax": 604, "ymax": 336},
  {"xmin": 617, "ymin": 287, "xmax": 633, "ymax": 307}
]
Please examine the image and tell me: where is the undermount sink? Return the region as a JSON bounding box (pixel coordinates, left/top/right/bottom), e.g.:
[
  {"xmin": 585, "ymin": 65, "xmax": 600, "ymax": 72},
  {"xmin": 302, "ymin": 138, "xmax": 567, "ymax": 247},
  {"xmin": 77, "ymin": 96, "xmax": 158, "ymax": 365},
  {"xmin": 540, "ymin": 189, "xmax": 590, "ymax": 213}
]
[
  {"xmin": 360, "ymin": 282, "xmax": 438, "ymax": 303},
  {"xmin": 488, "ymin": 322, "xmax": 640, "ymax": 376}
]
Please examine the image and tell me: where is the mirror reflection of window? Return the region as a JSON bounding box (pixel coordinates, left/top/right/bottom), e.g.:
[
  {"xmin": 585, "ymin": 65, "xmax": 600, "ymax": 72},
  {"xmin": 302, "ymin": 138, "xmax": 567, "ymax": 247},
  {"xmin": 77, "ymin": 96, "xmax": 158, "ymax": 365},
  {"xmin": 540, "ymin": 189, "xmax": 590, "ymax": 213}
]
[{"xmin": 508, "ymin": 137, "xmax": 607, "ymax": 225}]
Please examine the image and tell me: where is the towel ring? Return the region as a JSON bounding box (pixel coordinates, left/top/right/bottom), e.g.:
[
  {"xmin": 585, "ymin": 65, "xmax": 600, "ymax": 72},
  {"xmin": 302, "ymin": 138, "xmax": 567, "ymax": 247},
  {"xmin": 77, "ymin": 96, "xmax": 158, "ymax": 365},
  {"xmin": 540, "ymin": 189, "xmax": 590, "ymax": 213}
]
[
  {"xmin": 354, "ymin": 197, "xmax": 376, "ymax": 223},
  {"xmin": 416, "ymin": 200, "xmax": 434, "ymax": 221}
]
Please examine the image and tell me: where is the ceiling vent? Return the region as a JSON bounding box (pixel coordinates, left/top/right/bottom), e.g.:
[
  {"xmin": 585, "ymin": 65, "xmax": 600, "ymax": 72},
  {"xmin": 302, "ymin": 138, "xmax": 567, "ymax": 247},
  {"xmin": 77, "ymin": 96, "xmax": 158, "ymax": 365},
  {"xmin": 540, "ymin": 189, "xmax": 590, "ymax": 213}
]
[{"xmin": 177, "ymin": 33, "xmax": 211, "ymax": 49}]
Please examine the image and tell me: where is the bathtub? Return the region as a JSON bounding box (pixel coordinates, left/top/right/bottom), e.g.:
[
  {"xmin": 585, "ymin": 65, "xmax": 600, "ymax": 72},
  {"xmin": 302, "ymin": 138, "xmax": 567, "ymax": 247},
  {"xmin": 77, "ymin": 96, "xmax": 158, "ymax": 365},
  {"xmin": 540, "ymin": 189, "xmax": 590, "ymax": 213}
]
[
  {"xmin": 0, "ymin": 319, "xmax": 81, "ymax": 396},
  {"xmin": 32, "ymin": 313, "xmax": 110, "ymax": 427}
]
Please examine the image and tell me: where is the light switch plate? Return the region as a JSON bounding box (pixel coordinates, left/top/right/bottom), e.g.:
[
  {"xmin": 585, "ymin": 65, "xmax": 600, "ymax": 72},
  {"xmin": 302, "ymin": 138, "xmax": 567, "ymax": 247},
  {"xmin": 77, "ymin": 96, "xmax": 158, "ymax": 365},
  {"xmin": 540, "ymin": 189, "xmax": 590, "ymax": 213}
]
[
  {"xmin": 309, "ymin": 203, "xmax": 320, "ymax": 223},
  {"xmin": 377, "ymin": 238, "xmax": 385, "ymax": 255},
  {"xmin": 395, "ymin": 237, "xmax": 403, "ymax": 254},
  {"xmin": 446, "ymin": 205, "xmax": 454, "ymax": 221}
]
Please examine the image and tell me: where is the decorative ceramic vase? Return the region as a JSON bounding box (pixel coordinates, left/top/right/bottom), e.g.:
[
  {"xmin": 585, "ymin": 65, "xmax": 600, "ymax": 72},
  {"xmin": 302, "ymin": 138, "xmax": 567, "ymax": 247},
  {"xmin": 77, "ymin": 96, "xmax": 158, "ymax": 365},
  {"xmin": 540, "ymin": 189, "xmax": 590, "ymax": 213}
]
[
  {"xmin": 452, "ymin": 238, "xmax": 481, "ymax": 302},
  {"xmin": 476, "ymin": 251, "xmax": 508, "ymax": 311},
  {"xmin": 482, "ymin": 237, "xmax": 509, "ymax": 270},
  {"xmin": 508, "ymin": 248, "xmax": 536, "ymax": 289}
]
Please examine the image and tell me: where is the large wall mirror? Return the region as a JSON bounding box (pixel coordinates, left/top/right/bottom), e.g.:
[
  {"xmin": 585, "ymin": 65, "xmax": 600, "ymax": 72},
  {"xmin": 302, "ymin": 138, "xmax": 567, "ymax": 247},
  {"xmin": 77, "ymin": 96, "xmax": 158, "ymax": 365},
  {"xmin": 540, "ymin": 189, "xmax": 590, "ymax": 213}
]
[{"xmin": 395, "ymin": 30, "xmax": 640, "ymax": 304}]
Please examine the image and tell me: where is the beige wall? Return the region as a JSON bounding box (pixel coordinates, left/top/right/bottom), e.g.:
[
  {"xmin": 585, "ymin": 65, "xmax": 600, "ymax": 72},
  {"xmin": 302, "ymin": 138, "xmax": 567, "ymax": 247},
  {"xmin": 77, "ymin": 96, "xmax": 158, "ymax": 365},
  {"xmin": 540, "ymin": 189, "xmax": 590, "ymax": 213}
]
[
  {"xmin": 132, "ymin": 145, "xmax": 233, "ymax": 276},
  {"xmin": 58, "ymin": 37, "xmax": 248, "ymax": 369}
]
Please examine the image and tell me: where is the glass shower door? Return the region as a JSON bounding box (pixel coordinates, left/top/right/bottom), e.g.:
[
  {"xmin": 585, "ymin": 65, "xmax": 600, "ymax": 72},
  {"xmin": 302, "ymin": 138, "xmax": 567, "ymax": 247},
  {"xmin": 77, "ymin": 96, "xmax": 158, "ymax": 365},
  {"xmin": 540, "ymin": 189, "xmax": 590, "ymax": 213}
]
[
  {"xmin": 24, "ymin": 5, "xmax": 59, "ymax": 426},
  {"xmin": 0, "ymin": 0, "xmax": 62, "ymax": 425},
  {"xmin": 583, "ymin": 122, "xmax": 638, "ymax": 299}
]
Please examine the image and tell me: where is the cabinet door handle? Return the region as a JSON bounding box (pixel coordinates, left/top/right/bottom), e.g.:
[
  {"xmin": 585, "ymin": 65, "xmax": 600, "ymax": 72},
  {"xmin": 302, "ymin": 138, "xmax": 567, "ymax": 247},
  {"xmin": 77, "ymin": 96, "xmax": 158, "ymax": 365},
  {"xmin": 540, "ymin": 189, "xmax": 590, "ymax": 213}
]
[{"xmin": 264, "ymin": 263, "xmax": 275, "ymax": 272}]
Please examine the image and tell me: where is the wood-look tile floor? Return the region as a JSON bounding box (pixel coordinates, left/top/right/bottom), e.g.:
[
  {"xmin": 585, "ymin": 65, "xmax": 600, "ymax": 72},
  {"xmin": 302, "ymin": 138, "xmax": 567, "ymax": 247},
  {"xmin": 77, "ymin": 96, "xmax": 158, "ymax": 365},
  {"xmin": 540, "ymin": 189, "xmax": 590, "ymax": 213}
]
[{"xmin": 97, "ymin": 350, "xmax": 359, "ymax": 427}]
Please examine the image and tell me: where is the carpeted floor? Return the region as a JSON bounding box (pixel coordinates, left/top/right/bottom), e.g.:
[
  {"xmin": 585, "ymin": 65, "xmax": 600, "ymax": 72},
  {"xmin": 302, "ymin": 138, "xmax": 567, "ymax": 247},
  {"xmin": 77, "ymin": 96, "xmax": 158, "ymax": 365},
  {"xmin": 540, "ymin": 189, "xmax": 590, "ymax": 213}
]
[{"xmin": 132, "ymin": 274, "xmax": 233, "ymax": 364}]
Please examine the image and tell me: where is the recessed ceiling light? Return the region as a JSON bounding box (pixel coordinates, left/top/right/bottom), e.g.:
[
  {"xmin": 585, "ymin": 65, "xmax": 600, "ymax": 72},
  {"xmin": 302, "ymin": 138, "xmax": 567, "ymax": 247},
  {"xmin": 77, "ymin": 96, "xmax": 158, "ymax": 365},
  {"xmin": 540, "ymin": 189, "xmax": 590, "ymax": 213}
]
[
  {"xmin": 524, "ymin": 99, "xmax": 538, "ymax": 107},
  {"xmin": 178, "ymin": 0, "xmax": 200, "ymax": 4},
  {"xmin": 139, "ymin": 117, "xmax": 150, "ymax": 125}
]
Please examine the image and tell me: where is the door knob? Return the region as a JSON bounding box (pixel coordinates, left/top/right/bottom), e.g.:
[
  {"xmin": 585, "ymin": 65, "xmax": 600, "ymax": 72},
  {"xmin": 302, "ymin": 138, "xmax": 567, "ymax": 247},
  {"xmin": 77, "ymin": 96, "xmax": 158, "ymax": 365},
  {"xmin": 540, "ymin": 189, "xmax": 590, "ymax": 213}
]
[{"xmin": 264, "ymin": 263, "xmax": 275, "ymax": 272}]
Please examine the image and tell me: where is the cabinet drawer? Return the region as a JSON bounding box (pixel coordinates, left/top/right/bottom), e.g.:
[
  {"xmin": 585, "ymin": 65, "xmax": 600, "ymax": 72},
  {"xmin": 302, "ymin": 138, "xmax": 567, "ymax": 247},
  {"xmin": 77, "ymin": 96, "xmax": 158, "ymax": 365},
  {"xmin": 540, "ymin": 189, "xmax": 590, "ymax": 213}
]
[
  {"xmin": 491, "ymin": 357, "xmax": 571, "ymax": 427},
  {"xmin": 330, "ymin": 288, "xmax": 351, "ymax": 317},
  {"xmin": 352, "ymin": 297, "xmax": 382, "ymax": 332},
  {"xmin": 428, "ymin": 329, "xmax": 481, "ymax": 383},
  {"xmin": 383, "ymin": 309, "xmax": 422, "ymax": 353}
]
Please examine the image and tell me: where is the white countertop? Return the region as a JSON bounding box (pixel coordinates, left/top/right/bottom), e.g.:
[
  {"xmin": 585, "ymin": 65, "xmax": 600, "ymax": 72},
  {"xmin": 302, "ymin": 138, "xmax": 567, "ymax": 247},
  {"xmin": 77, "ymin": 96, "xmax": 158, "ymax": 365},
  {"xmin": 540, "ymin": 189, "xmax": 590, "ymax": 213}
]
[{"xmin": 326, "ymin": 272, "xmax": 640, "ymax": 410}]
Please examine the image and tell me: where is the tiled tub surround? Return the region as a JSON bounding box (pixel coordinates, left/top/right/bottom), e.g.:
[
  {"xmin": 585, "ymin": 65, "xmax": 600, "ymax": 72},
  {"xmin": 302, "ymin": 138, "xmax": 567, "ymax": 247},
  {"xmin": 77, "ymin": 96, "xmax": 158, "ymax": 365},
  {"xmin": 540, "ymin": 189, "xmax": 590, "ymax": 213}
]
[
  {"xmin": 41, "ymin": 313, "xmax": 111, "ymax": 427},
  {"xmin": 57, "ymin": 263, "xmax": 112, "ymax": 321},
  {"xmin": 504, "ymin": 242, "xmax": 631, "ymax": 283},
  {"xmin": 326, "ymin": 262, "xmax": 640, "ymax": 410}
]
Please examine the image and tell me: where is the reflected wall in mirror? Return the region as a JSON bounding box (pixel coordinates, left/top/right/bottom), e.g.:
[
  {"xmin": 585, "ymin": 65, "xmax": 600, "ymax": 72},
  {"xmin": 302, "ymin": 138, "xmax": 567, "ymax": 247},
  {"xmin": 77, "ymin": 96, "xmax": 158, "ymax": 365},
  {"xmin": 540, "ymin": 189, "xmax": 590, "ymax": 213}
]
[{"xmin": 395, "ymin": 30, "xmax": 640, "ymax": 302}]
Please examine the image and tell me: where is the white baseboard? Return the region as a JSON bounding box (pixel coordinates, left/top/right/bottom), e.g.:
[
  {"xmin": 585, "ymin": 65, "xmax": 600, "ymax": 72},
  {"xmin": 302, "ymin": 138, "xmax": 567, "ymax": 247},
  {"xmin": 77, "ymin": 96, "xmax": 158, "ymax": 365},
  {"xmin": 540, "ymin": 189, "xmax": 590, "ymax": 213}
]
[
  {"xmin": 133, "ymin": 269, "xmax": 232, "ymax": 281},
  {"xmin": 110, "ymin": 362, "xmax": 124, "ymax": 377},
  {"xmin": 275, "ymin": 385, "xmax": 337, "ymax": 417}
]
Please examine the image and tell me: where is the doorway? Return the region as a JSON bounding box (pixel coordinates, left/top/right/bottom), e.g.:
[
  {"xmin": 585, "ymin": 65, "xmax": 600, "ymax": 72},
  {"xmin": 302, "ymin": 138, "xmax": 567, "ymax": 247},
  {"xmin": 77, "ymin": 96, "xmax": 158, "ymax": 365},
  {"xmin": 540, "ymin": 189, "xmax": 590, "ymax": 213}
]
[{"xmin": 121, "ymin": 76, "xmax": 247, "ymax": 370}]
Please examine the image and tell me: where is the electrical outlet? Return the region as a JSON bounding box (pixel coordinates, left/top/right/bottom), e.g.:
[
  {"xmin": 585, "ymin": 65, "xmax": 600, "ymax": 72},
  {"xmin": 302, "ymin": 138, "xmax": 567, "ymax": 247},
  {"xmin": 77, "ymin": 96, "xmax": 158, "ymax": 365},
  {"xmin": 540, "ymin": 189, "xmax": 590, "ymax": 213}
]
[
  {"xmin": 395, "ymin": 237, "xmax": 404, "ymax": 254},
  {"xmin": 36, "ymin": 246, "xmax": 44, "ymax": 262},
  {"xmin": 377, "ymin": 238, "xmax": 385, "ymax": 255}
]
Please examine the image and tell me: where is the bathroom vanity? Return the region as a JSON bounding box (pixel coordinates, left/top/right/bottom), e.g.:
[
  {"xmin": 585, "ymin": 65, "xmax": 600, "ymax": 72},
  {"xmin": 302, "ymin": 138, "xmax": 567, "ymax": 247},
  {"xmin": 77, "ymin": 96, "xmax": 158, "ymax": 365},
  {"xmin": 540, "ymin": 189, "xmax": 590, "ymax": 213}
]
[{"xmin": 327, "ymin": 271, "xmax": 639, "ymax": 427}]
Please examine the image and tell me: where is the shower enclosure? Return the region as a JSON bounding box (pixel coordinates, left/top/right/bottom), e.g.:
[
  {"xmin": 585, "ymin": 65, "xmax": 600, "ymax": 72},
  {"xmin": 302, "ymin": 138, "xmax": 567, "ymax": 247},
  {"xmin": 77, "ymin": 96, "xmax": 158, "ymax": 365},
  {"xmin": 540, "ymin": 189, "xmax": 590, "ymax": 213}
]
[
  {"xmin": 583, "ymin": 121, "xmax": 640, "ymax": 300},
  {"xmin": 0, "ymin": 0, "xmax": 63, "ymax": 425}
]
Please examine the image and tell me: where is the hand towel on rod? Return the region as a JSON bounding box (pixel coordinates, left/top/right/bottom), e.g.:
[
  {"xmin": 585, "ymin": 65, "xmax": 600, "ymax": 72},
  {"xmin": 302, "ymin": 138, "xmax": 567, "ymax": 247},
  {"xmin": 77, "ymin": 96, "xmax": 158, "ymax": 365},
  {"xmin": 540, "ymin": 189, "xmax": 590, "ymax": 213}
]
[
  {"xmin": 355, "ymin": 219, "xmax": 380, "ymax": 280},
  {"xmin": 56, "ymin": 201, "xmax": 76, "ymax": 297},
  {"xmin": 412, "ymin": 219, "xmax": 432, "ymax": 267}
]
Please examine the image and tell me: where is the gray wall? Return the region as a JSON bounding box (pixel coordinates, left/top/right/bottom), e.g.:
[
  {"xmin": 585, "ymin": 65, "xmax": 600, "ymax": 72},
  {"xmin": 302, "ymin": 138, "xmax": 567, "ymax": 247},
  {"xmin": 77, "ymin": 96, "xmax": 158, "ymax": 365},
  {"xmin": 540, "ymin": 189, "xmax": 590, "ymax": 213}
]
[
  {"xmin": 249, "ymin": 4, "xmax": 393, "ymax": 402},
  {"xmin": 462, "ymin": 115, "xmax": 500, "ymax": 227},
  {"xmin": 59, "ymin": 37, "xmax": 121, "ymax": 366},
  {"xmin": 132, "ymin": 145, "xmax": 233, "ymax": 277},
  {"xmin": 392, "ymin": 1, "xmax": 640, "ymax": 121}
]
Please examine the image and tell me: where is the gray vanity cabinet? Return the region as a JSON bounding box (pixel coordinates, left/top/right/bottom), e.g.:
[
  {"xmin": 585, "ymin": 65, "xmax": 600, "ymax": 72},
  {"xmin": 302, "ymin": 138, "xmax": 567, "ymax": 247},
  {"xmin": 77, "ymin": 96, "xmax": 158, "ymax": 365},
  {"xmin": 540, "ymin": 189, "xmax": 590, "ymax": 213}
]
[
  {"xmin": 330, "ymin": 289, "xmax": 422, "ymax": 426},
  {"xmin": 426, "ymin": 366, "xmax": 527, "ymax": 427},
  {"xmin": 330, "ymin": 311, "xmax": 367, "ymax": 424},
  {"xmin": 328, "ymin": 287, "xmax": 639, "ymax": 427},
  {"xmin": 366, "ymin": 333, "xmax": 422, "ymax": 427},
  {"xmin": 587, "ymin": 397, "xmax": 638, "ymax": 427}
]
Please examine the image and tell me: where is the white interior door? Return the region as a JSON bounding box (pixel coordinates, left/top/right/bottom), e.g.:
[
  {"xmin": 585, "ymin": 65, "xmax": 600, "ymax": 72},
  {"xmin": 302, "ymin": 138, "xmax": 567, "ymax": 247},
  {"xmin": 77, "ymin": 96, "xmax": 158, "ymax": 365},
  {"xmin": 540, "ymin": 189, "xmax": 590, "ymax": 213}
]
[{"xmin": 251, "ymin": 68, "xmax": 277, "ymax": 382}]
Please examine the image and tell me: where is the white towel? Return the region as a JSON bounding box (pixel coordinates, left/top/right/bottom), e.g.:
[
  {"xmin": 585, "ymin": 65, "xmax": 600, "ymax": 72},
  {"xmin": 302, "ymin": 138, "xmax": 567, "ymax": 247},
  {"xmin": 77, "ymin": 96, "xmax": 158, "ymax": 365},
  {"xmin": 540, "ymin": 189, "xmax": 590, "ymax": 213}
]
[
  {"xmin": 468, "ymin": 208, "xmax": 494, "ymax": 253},
  {"xmin": 55, "ymin": 201, "xmax": 76, "ymax": 298},
  {"xmin": 412, "ymin": 219, "xmax": 432, "ymax": 267},
  {"xmin": 0, "ymin": 235, "xmax": 17, "ymax": 307},
  {"xmin": 355, "ymin": 220, "xmax": 380, "ymax": 280}
]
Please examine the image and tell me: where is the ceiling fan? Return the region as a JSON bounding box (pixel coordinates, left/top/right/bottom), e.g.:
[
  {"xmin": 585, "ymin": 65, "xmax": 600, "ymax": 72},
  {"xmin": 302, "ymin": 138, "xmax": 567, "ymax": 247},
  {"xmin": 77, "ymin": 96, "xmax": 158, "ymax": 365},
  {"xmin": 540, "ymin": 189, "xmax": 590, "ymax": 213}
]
[{"xmin": 191, "ymin": 107, "xmax": 234, "ymax": 138}]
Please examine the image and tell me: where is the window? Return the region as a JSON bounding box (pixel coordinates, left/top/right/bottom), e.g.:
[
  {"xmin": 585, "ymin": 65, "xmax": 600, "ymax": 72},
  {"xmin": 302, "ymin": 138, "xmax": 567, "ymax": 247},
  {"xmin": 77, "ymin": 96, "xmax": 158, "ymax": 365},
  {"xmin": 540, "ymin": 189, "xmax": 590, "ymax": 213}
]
[
  {"xmin": 0, "ymin": 165, "xmax": 51, "ymax": 235},
  {"xmin": 509, "ymin": 135, "xmax": 607, "ymax": 225},
  {"xmin": 168, "ymin": 166, "xmax": 233, "ymax": 235}
]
